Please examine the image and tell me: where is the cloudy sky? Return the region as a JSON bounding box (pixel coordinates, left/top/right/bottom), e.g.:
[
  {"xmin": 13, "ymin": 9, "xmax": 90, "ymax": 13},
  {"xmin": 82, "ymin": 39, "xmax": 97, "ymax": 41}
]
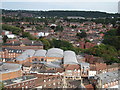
[{"xmin": 1, "ymin": 0, "xmax": 120, "ymax": 13}]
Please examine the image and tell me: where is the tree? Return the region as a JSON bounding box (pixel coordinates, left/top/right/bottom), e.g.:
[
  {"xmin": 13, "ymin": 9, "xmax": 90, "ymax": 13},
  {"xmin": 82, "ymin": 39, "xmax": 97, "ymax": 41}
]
[
  {"xmin": 76, "ymin": 31, "xmax": 87, "ymax": 39},
  {"xmin": 3, "ymin": 35, "xmax": 8, "ymax": 43},
  {"xmin": 84, "ymin": 44, "xmax": 119, "ymax": 64},
  {"xmin": 0, "ymin": 82, "xmax": 4, "ymax": 90},
  {"xmin": 40, "ymin": 38, "xmax": 51, "ymax": 49},
  {"xmin": 55, "ymin": 25, "xmax": 63, "ymax": 32},
  {"xmin": 103, "ymin": 28, "xmax": 120, "ymax": 50},
  {"xmin": 116, "ymin": 26, "xmax": 120, "ymax": 36},
  {"xmin": 22, "ymin": 32, "xmax": 36, "ymax": 40},
  {"xmin": 71, "ymin": 25, "xmax": 77, "ymax": 28},
  {"xmin": 36, "ymin": 25, "xmax": 44, "ymax": 31},
  {"xmin": 2, "ymin": 24, "xmax": 22, "ymax": 35}
]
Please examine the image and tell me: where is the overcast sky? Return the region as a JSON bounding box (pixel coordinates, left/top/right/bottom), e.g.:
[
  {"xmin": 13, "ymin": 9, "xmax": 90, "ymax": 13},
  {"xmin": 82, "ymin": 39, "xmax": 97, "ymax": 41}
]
[{"xmin": 1, "ymin": 0, "xmax": 120, "ymax": 13}]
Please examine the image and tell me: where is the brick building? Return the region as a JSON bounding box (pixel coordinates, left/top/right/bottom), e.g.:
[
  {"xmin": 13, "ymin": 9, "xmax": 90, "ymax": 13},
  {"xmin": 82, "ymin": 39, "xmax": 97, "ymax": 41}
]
[
  {"xmin": 33, "ymin": 74, "xmax": 64, "ymax": 88},
  {"xmin": 91, "ymin": 70, "xmax": 119, "ymax": 88},
  {"xmin": 2, "ymin": 39, "xmax": 43, "ymax": 50},
  {"xmin": 3, "ymin": 75, "xmax": 37, "ymax": 89},
  {"xmin": 0, "ymin": 48, "xmax": 23, "ymax": 62},
  {"xmin": 79, "ymin": 41, "xmax": 96, "ymax": 49},
  {"xmin": 0, "ymin": 62, "xmax": 22, "ymax": 81}
]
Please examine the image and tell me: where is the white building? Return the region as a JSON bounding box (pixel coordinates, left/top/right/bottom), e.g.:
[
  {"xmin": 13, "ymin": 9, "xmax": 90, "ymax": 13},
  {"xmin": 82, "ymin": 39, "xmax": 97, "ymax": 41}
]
[
  {"xmin": 7, "ymin": 34, "xmax": 17, "ymax": 39},
  {"xmin": 88, "ymin": 71, "xmax": 97, "ymax": 78}
]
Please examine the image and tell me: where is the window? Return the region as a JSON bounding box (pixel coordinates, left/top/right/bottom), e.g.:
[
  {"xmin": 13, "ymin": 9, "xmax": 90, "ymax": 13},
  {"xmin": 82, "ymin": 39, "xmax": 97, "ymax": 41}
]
[
  {"xmin": 53, "ymin": 83, "xmax": 55, "ymax": 85},
  {"xmin": 22, "ymin": 83, "xmax": 24, "ymax": 86},
  {"xmin": 25, "ymin": 86, "xmax": 28, "ymax": 88},
  {"xmin": 44, "ymin": 80, "xmax": 46, "ymax": 82},
  {"xmin": 41, "ymin": 58, "xmax": 44, "ymax": 61}
]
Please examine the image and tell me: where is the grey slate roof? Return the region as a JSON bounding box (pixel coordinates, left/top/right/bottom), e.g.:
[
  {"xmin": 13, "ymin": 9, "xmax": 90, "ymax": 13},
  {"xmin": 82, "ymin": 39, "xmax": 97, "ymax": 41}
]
[
  {"xmin": 64, "ymin": 50, "xmax": 78, "ymax": 64},
  {"xmin": 80, "ymin": 62, "xmax": 90, "ymax": 68},
  {"xmin": 3, "ymin": 75, "xmax": 36, "ymax": 86},
  {"xmin": 34, "ymin": 50, "xmax": 47, "ymax": 57},
  {"xmin": 16, "ymin": 49, "xmax": 35, "ymax": 61},
  {"xmin": 46, "ymin": 48, "xmax": 63, "ymax": 58},
  {"xmin": 45, "ymin": 60, "xmax": 62, "ymax": 68},
  {"xmin": 2, "ymin": 47, "xmax": 23, "ymax": 54},
  {"xmin": 4, "ymin": 40, "xmax": 43, "ymax": 46},
  {"xmin": 45, "ymin": 62, "xmax": 61, "ymax": 68},
  {"xmin": 95, "ymin": 70, "xmax": 120, "ymax": 85},
  {"xmin": 0, "ymin": 62, "xmax": 22, "ymax": 74}
]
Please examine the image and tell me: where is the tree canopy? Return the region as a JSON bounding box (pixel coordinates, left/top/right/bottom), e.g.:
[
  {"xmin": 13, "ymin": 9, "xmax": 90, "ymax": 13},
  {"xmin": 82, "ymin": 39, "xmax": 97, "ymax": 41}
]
[
  {"xmin": 76, "ymin": 31, "xmax": 87, "ymax": 39},
  {"xmin": 103, "ymin": 27, "xmax": 120, "ymax": 50},
  {"xmin": 84, "ymin": 44, "xmax": 119, "ymax": 64},
  {"xmin": 2, "ymin": 24, "xmax": 22, "ymax": 35}
]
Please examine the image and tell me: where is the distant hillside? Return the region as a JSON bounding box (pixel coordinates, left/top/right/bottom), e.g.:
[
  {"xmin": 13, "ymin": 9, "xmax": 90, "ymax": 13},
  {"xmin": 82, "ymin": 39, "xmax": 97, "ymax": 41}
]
[{"xmin": 2, "ymin": 9, "xmax": 120, "ymax": 18}]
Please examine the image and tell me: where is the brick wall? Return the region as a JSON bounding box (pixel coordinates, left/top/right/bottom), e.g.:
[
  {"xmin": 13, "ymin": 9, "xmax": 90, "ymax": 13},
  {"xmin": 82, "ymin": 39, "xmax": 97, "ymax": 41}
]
[{"xmin": 1, "ymin": 70, "xmax": 22, "ymax": 81}]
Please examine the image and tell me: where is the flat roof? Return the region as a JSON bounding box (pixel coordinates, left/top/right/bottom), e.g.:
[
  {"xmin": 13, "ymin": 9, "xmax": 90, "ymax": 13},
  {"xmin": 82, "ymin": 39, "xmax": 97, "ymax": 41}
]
[
  {"xmin": 0, "ymin": 62, "xmax": 22, "ymax": 74},
  {"xmin": 95, "ymin": 70, "xmax": 119, "ymax": 84},
  {"xmin": 3, "ymin": 75, "xmax": 37, "ymax": 86}
]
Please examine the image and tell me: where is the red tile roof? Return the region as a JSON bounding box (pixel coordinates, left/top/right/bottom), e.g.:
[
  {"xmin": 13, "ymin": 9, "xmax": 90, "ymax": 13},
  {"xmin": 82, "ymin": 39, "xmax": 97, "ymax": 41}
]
[
  {"xmin": 65, "ymin": 64, "xmax": 80, "ymax": 70},
  {"xmin": 85, "ymin": 84, "xmax": 94, "ymax": 90}
]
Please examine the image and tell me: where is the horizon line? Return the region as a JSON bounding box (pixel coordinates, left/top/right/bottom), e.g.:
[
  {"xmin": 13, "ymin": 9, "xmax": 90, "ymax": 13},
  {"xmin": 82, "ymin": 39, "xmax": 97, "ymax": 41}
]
[{"xmin": 2, "ymin": 8, "xmax": 118, "ymax": 14}]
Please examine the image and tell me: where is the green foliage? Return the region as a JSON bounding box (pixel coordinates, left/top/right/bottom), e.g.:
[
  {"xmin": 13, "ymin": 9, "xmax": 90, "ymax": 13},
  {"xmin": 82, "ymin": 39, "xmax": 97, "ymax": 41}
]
[
  {"xmin": 55, "ymin": 25, "xmax": 63, "ymax": 32},
  {"xmin": 2, "ymin": 24, "xmax": 36, "ymax": 40},
  {"xmin": 2, "ymin": 24, "xmax": 22, "ymax": 35},
  {"xmin": 3, "ymin": 35, "xmax": 8, "ymax": 43},
  {"xmin": 116, "ymin": 26, "xmax": 120, "ymax": 36},
  {"xmin": 103, "ymin": 36, "xmax": 120, "ymax": 50},
  {"xmin": 71, "ymin": 25, "xmax": 77, "ymax": 28},
  {"xmin": 103, "ymin": 27, "xmax": 120, "ymax": 50},
  {"xmin": 40, "ymin": 38, "xmax": 51, "ymax": 49},
  {"xmin": 39, "ymin": 38, "xmax": 81, "ymax": 54},
  {"xmin": 104, "ymin": 29, "xmax": 117, "ymax": 37},
  {"xmin": 36, "ymin": 25, "xmax": 44, "ymax": 31},
  {"xmin": 76, "ymin": 32, "xmax": 87, "ymax": 39},
  {"xmin": 22, "ymin": 32, "xmax": 36, "ymax": 40},
  {"xmin": 92, "ymin": 18, "xmax": 119, "ymax": 24},
  {"xmin": 2, "ymin": 9, "xmax": 119, "ymax": 20},
  {"xmin": 84, "ymin": 44, "xmax": 119, "ymax": 64},
  {"xmin": 0, "ymin": 82, "xmax": 4, "ymax": 90},
  {"xmin": 51, "ymin": 39, "xmax": 73, "ymax": 49}
]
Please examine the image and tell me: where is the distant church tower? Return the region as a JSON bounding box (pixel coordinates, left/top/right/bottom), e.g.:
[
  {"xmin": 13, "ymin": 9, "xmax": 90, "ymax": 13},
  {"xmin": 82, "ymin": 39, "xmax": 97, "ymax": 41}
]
[{"xmin": 118, "ymin": 1, "xmax": 120, "ymax": 14}]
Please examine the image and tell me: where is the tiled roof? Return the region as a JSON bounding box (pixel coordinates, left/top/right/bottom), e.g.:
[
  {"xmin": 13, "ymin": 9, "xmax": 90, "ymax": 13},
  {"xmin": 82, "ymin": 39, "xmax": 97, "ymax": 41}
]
[
  {"xmin": 65, "ymin": 64, "xmax": 80, "ymax": 70},
  {"xmin": 85, "ymin": 84, "xmax": 94, "ymax": 90}
]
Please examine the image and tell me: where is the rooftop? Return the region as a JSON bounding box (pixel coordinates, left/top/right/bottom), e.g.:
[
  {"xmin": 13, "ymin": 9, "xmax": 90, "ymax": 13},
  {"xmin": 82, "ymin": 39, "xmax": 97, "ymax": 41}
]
[
  {"xmin": 64, "ymin": 51, "xmax": 78, "ymax": 64},
  {"xmin": 16, "ymin": 49, "xmax": 35, "ymax": 61},
  {"xmin": 3, "ymin": 75, "xmax": 37, "ymax": 86},
  {"xmin": 0, "ymin": 62, "xmax": 22, "ymax": 74},
  {"xmin": 34, "ymin": 49, "xmax": 47, "ymax": 57},
  {"xmin": 4, "ymin": 39, "xmax": 43, "ymax": 46},
  {"xmin": 46, "ymin": 48, "xmax": 63, "ymax": 58},
  {"xmin": 94, "ymin": 70, "xmax": 120, "ymax": 84}
]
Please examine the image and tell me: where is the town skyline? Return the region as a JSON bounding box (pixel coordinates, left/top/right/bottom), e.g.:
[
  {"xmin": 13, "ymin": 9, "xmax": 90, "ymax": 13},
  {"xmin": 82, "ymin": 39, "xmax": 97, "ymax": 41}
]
[{"xmin": 1, "ymin": 1, "xmax": 119, "ymax": 13}]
